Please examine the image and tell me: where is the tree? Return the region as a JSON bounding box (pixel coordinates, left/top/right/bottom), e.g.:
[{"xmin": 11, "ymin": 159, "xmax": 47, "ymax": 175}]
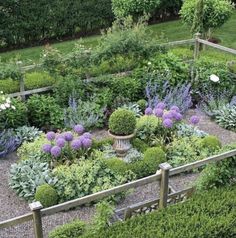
[
  {"xmin": 112, "ymin": 0, "xmax": 161, "ymax": 19},
  {"xmin": 180, "ymin": 0, "xmax": 234, "ymax": 39}
]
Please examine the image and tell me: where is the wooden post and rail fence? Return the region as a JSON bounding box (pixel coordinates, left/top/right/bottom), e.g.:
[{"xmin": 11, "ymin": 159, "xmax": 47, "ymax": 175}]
[
  {"xmin": 1, "ymin": 149, "xmax": 236, "ymax": 238},
  {"xmin": 7, "ymin": 33, "xmax": 236, "ymax": 100}
]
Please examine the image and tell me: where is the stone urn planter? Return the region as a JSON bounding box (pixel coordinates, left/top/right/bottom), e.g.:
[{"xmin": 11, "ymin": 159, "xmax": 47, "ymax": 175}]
[
  {"xmin": 108, "ymin": 130, "xmax": 135, "ymax": 157},
  {"xmin": 108, "ymin": 108, "xmax": 137, "ymax": 158}
]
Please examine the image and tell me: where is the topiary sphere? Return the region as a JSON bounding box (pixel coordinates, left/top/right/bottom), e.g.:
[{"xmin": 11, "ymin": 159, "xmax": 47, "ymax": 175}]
[
  {"xmin": 137, "ymin": 99, "xmax": 147, "ymax": 112},
  {"xmin": 201, "ymin": 136, "xmax": 221, "ymax": 152},
  {"xmin": 35, "ymin": 184, "xmax": 58, "ymax": 208},
  {"xmin": 109, "ymin": 109, "xmax": 136, "ymax": 135}
]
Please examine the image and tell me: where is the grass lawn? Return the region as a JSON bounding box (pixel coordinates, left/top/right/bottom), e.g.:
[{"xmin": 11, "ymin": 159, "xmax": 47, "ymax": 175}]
[{"xmin": 0, "ymin": 11, "xmax": 235, "ymax": 63}]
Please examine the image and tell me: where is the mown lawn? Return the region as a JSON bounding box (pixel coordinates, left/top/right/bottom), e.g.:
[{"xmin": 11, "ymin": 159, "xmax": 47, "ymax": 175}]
[{"xmin": 1, "ymin": 11, "xmax": 235, "ymax": 63}]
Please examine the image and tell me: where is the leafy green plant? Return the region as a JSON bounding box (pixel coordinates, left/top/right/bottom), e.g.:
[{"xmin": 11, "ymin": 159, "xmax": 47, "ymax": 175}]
[
  {"xmin": 109, "ymin": 109, "xmax": 136, "ymax": 135},
  {"xmin": 0, "ymin": 97, "xmax": 28, "ymax": 130},
  {"xmin": 49, "ymin": 220, "xmax": 85, "ymax": 238},
  {"xmin": 53, "ymin": 158, "xmax": 131, "ymax": 202},
  {"xmin": 136, "ymin": 99, "xmax": 147, "ymax": 113},
  {"xmin": 214, "ymin": 105, "xmax": 236, "ymax": 131},
  {"xmin": 35, "ymin": 184, "xmax": 58, "ymax": 207},
  {"xmin": 27, "ymin": 95, "xmax": 64, "ymax": 129},
  {"xmin": 15, "ymin": 126, "xmax": 42, "ymax": 143},
  {"xmin": 131, "ymin": 138, "xmax": 149, "ymax": 153},
  {"xmin": 180, "ymin": 0, "xmax": 234, "ymax": 38},
  {"xmin": 201, "ymin": 135, "xmax": 221, "ymax": 152},
  {"xmin": 176, "ymin": 123, "xmax": 208, "ymax": 138},
  {"xmin": 9, "ymin": 158, "xmax": 57, "ymax": 201},
  {"xmin": 0, "ymin": 79, "xmax": 19, "ymax": 93}
]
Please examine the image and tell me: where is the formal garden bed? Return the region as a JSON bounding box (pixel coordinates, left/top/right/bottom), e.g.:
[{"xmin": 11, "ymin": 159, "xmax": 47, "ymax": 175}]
[{"xmin": 1, "ymin": 1, "xmax": 236, "ymax": 237}]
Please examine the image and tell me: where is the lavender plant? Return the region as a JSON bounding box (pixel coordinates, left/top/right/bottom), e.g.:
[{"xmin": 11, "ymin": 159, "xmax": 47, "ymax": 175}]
[
  {"xmin": 64, "ymin": 97, "xmax": 105, "ymax": 130},
  {"xmin": 0, "ymin": 130, "xmax": 22, "ymax": 158},
  {"xmin": 145, "ymin": 81, "xmax": 192, "ymax": 113}
]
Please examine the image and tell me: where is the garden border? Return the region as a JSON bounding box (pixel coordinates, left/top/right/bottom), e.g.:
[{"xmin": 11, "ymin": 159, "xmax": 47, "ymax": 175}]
[{"xmin": 1, "ymin": 149, "xmax": 236, "ymax": 238}]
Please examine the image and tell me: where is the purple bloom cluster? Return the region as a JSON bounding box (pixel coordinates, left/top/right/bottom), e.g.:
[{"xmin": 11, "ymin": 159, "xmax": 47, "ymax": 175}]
[
  {"xmin": 42, "ymin": 124, "xmax": 93, "ymax": 158},
  {"xmin": 163, "ymin": 119, "xmax": 173, "ymax": 128},
  {"xmin": 145, "ymin": 107, "xmax": 153, "ymax": 115},
  {"xmin": 190, "ymin": 115, "xmax": 200, "ymax": 125}
]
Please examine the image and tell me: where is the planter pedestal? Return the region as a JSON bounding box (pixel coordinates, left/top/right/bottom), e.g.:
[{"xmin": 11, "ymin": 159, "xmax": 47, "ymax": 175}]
[{"xmin": 108, "ymin": 130, "xmax": 135, "ymax": 157}]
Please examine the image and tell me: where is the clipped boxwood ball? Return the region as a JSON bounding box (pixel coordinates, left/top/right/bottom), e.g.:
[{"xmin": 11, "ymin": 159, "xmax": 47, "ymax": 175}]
[
  {"xmin": 137, "ymin": 99, "xmax": 147, "ymax": 112},
  {"xmin": 201, "ymin": 135, "xmax": 221, "ymax": 151},
  {"xmin": 109, "ymin": 109, "xmax": 136, "ymax": 135},
  {"xmin": 35, "ymin": 184, "xmax": 58, "ymax": 208}
]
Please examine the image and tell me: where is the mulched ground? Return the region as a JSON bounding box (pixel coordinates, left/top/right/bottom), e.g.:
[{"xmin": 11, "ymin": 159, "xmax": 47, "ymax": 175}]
[{"xmin": 1, "ymin": 109, "xmax": 236, "ymax": 238}]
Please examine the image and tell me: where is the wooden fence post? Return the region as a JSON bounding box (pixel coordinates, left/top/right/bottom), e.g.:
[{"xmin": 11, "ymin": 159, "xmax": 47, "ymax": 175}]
[
  {"xmin": 29, "ymin": 202, "xmax": 44, "ymax": 238},
  {"xmin": 159, "ymin": 162, "xmax": 172, "ymax": 209},
  {"xmin": 194, "ymin": 32, "xmax": 201, "ymax": 60}
]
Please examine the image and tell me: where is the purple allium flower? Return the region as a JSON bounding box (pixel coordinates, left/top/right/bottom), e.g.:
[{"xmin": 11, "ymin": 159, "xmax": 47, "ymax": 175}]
[
  {"xmin": 162, "ymin": 112, "xmax": 173, "ymax": 120},
  {"xmin": 50, "ymin": 146, "xmax": 61, "ymax": 157},
  {"xmin": 46, "ymin": 131, "xmax": 56, "ymax": 141},
  {"xmin": 174, "ymin": 112, "xmax": 183, "ymax": 121},
  {"xmin": 42, "ymin": 144, "xmax": 52, "ymax": 153},
  {"xmin": 153, "ymin": 108, "xmax": 163, "ymax": 117},
  {"xmin": 56, "ymin": 138, "xmax": 66, "ymax": 148},
  {"xmin": 74, "ymin": 124, "xmax": 84, "ymax": 135},
  {"xmin": 63, "ymin": 132, "xmax": 74, "ymax": 141},
  {"xmin": 71, "ymin": 139, "xmax": 82, "ymax": 150},
  {"xmin": 82, "ymin": 132, "xmax": 92, "ymax": 139},
  {"xmin": 145, "ymin": 107, "xmax": 153, "ymax": 115},
  {"xmin": 156, "ymin": 102, "xmax": 166, "ymax": 110},
  {"xmin": 55, "ymin": 134, "xmax": 64, "ymax": 140},
  {"xmin": 170, "ymin": 106, "xmax": 180, "ymax": 113},
  {"xmin": 81, "ymin": 138, "xmax": 92, "ymax": 149},
  {"xmin": 190, "ymin": 115, "xmax": 200, "ymax": 125},
  {"xmin": 163, "ymin": 119, "xmax": 173, "ymax": 128}
]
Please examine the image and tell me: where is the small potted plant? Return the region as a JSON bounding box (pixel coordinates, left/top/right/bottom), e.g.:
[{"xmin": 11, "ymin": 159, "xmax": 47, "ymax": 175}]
[{"xmin": 108, "ymin": 109, "xmax": 136, "ymax": 157}]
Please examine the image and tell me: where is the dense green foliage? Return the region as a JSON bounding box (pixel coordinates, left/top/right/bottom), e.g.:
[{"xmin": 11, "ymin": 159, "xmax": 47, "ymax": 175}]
[
  {"xmin": 49, "ymin": 220, "xmax": 85, "ymax": 238},
  {"xmin": 180, "ymin": 0, "xmax": 234, "ymax": 38},
  {"xmin": 109, "ymin": 109, "xmax": 136, "ymax": 135},
  {"xmin": 35, "ymin": 184, "xmax": 58, "ymax": 207},
  {"xmin": 79, "ymin": 185, "xmax": 236, "ymax": 238},
  {"xmin": 0, "ymin": 0, "xmax": 114, "ymax": 48}
]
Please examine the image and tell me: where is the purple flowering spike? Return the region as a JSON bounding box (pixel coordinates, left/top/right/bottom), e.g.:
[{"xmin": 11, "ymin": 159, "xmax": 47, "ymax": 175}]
[
  {"xmin": 46, "ymin": 131, "xmax": 56, "ymax": 141},
  {"xmin": 71, "ymin": 139, "xmax": 82, "ymax": 150},
  {"xmin": 154, "ymin": 108, "xmax": 163, "ymax": 117},
  {"xmin": 156, "ymin": 102, "xmax": 166, "ymax": 110},
  {"xmin": 174, "ymin": 112, "xmax": 183, "ymax": 121},
  {"xmin": 74, "ymin": 124, "xmax": 84, "ymax": 135},
  {"xmin": 163, "ymin": 119, "xmax": 173, "ymax": 128},
  {"xmin": 190, "ymin": 115, "xmax": 200, "ymax": 125},
  {"xmin": 63, "ymin": 132, "xmax": 74, "ymax": 141},
  {"xmin": 170, "ymin": 106, "xmax": 180, "ymax": 112},
  {"xmin": 56, "ymin": 138, "xmax": 66, "ymax": 148},
  {"xmin": 145, "ymin": 107, "xmax": 153, "ymax": 115},
  {"xmin": 82, "ymin": 132, "xmax": 92, "ymax": 139},
  {"xmin": 50, "ymin": 146, "xmax": 61, "ymax": 157},
  {"xmin": 81, "ymin": 138, "xmax": 92, "ymax": 149},
  {"xmin": 42, "ymin": 144, "xmax": 52, "ymax": 153}
]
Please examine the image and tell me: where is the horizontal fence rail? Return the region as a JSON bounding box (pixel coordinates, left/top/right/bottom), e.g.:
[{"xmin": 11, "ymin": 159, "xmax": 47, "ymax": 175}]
[{"xmin": 8, "ymin": 86, "xmax": 53, "ymax": 97}]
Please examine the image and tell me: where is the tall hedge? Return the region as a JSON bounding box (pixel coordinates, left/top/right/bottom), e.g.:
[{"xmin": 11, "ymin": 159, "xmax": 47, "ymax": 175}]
[{"xmin": 0, "ymin": 0, "xmax": 114, "ymax": 48}]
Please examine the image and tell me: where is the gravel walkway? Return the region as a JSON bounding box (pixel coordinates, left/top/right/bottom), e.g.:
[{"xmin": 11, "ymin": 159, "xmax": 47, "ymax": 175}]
[{"xmin": 1, "ymin": 110, "xmax": 236, "ymax": 237}]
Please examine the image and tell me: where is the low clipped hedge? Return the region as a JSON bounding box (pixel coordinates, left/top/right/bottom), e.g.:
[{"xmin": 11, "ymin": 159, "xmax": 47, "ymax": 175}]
[{"xmin": 80, "ymin": 185, "xmax": 236, "ymax": 238}]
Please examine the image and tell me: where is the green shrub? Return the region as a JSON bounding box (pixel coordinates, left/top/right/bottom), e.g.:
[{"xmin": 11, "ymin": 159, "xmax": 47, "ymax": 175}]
[
  {"xmin": 136, "ymin": 99, "xmax": 147, "ymax": 113},
  {"xmin": 109, "ymin": 109, "xmax": 136, "ymax": 135},
  {"xmin": 9, "ymin": 158, "xmax": 56, "ymax": 201},
  {"xmin": 104, "ymin": 158, "xmax": 129, "ymax": 176},
  {"xmin": 0, "ymin": 97, "xmax": 28, "ymax": 130},
  {"xmin": 201, "ymin": 135, "xmax": 221, "ymax": 152},
  {"xmin": 17, "ymin": 134, "xmax": 47, "ymax": 161},
  {"xmin": 0, "ymin": 79, "xmax": 19, "ymax": 93},
  {"xmin": 81, "ymin": 185, "xmax": 236, "ymax": 238},
  {"xmin": 27, "ymin": 95, "xmax": 63, "ymax": 129},
  {"xmin": 196, "ymin": 144, "xmax": 236, "ymax": 191},
  {"xmin": 53, "ymin": 159, "xmax": 130, "ymax": 202},
  {"xmin": 49, "ymin": 220, "xmax": 85, "ymax": 238},
  {"xmin": 131, "ymin": 138, "xmax": 148, "ymax": 153},
  {"xmin": 136, "ymin": 115, "xmax": 160, "ymax": 143},
  {"xmin": 35, "ymin": 184, "xmax": 58, "ymax": 207},
  {"xmin": 24, "ymin": 71, "xmax": 55, "ymax": 90},
  {"xmin": 92, "ymin": 138, "xmax": 114, "ymax": 151}
]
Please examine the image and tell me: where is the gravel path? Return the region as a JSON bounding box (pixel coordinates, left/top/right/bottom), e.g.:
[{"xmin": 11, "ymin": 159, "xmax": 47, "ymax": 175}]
[{"xmin": 1, "ymin": 110, "xmax": 236, "ymax": 237}]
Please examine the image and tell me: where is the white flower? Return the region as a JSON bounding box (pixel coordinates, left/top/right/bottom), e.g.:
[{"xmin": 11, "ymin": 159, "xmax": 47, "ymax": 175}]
[
  {"xmin": 0, "ymin": 104, "xmax": 6, "ymax": 110},
  {"xmin": 210, "ymin": 74, "xmax": 220, "ymax": 82},
  {"xmin": 148, "ymin": 62, "xmax": 152, "ymax": 66},
  {"xmin": 0, "ymin": 91, "xmax": 3, "ymax": 94},
  {"xmin": 6, "ymin": 97, "xmax": 11, "ymax": 103},
  {"xmin": 11, "ymin": 106, "xmax": 16, "ymax": 110},
  {"xmin": 5, "ymin": 103, "xmax": 10, "ymax": 108}
]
